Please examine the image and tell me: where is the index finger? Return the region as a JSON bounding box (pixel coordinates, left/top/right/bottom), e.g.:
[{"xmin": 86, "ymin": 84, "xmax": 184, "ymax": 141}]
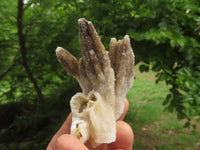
[{"xmin": 46, "ymin": 113, "xmax": 72, "ymax": 150}]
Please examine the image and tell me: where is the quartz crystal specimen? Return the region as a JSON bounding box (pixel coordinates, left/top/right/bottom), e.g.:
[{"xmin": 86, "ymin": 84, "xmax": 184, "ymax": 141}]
[{"xmin": 56, "ymin": 18, "xmax": 135, "ymax": 147}]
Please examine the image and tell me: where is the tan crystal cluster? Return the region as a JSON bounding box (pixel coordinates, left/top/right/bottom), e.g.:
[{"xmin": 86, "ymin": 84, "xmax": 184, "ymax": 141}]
[{"xmin": 56, "ymin": 18, "xmax": 135, "ymax": 147}]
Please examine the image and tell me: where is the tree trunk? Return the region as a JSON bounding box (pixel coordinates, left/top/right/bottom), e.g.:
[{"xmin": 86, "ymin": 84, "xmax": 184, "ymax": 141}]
[{"xmin": 17, "ymin": 0, "xmax": 45, "ymax": 104}]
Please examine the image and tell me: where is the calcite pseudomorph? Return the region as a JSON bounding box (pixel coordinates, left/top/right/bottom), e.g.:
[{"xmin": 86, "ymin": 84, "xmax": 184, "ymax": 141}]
[{"xmin": 56, "ymin": 18, "xmax": 135, "ymax": 147}]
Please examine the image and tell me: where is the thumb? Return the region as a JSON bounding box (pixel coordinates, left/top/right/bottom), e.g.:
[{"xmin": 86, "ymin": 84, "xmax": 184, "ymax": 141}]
[
  {"xmin": 56, "ymin": 134, "xmax": 88, "ymax": 150},
  {"xmin": 109, "ymin": 121, "xmax": 134, "ymax": 150}
]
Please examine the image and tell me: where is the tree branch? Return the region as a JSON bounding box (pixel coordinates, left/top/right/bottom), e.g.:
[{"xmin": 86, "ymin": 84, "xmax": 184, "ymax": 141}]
[
  {"xmin": 24, "ymin": 2, "xmax": 34, "ymax": 11},
  {"xmin": 17, "ymin": 0, "xmax": 45, "ymax": 104},
  {"xmin": 0, "ymin": 55, "xmax": 18, "ymax": 81}
]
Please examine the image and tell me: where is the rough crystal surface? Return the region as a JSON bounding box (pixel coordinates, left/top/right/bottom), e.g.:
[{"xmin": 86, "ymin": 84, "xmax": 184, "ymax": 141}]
[{"xmin": 56, "ymin": 18, "xmax": 135, "ymax": 147}]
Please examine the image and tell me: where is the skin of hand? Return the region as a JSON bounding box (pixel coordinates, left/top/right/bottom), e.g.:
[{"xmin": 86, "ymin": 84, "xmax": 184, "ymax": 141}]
[{"xmin": 46, "ymin": 98, "xmax": 134, "ymax": 150}]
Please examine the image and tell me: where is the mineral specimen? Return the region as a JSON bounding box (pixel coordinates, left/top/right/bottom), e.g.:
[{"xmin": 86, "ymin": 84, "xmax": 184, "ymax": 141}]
[{"xmin": 56, "ymin": 18, "xmax": 135, "ymax": 147}]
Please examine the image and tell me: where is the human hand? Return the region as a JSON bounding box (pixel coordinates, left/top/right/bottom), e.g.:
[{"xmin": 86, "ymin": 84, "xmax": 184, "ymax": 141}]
[{"xmin": 46, "ymin": 98, "xmax": 134, "ymax": 150}]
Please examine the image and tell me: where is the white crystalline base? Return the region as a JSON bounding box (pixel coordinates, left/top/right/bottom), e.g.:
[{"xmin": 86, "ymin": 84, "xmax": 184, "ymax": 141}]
[{"xmin": 70, "ymin": 90, "xmax": 116, "ymax": 148}]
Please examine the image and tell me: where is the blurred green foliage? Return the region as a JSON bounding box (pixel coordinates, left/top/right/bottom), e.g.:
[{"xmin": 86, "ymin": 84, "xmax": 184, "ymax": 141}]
[{"xmin": 0, "ymin": 0, "xmax": 200, "ymax": 149}]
